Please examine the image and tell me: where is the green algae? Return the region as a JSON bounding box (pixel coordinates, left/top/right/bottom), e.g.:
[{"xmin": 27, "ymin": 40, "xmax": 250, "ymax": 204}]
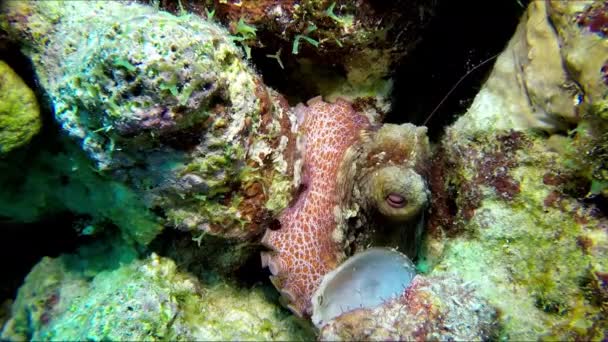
[{"xmin": 0, "ymin": 60, "xmax": 41, "ymax": 154}]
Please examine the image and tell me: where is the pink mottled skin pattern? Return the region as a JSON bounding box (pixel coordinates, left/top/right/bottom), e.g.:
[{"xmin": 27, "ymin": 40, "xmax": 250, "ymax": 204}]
[{"xmin": 261, "ymin": 97, "xmax": 370, "ymax": 316}]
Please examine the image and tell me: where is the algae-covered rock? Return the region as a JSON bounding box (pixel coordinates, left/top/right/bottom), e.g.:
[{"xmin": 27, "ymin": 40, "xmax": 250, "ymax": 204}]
[
  {"xmin": 1, "ymin": 242, "xmax": 314, "ymax": 341},
  {"xmin": 0, "ymin": 60, "xmax": 41, "ymax": 154},
  {"xmin": 318, "ymin": 274, "xmax": 498, "ymax": 341},
  {"xmin": 1, "ymin": 1, "xmax": 298, "ymax": 249},
  {"xmin": 427, "ymin": 131, "xmax": 608, "ymax": 340},
  {"xmin": 423, "ymin": 1, "xmax": 608, "ymax": 339}
]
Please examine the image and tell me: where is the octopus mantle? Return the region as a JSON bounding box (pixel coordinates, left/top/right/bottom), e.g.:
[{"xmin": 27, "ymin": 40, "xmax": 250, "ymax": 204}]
[{"xmin": 261, "ymin": 97, "xmax": 370, "ymax": 316}]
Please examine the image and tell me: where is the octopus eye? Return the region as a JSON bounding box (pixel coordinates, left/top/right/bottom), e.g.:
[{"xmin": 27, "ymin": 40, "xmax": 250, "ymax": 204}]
[
  {"xmin": 386, "ymin": 193, "xmax": 407, "ymax": 208},
  {"xmin": 364, "ymin": 166, "xmax": 429, "ymax": 222}
]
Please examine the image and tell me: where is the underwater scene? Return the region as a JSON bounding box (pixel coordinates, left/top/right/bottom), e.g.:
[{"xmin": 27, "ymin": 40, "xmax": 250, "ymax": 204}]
[{"xmin": 0, "ymin": 0, "xmax": 607, "ymax": 340}]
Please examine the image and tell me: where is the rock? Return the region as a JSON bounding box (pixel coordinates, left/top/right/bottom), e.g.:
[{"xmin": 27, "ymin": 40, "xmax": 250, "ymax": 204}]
[
  {"xmin": 0, "ymin": 240, "xmax": 314, "ymax": 341},
  {"xmin": 0, "ymin": 60, "xmax": 41, "ymax": 155},
  {"xmin": 1, "ymin": 1, "xmax": 298, "ymax": 248},
  {"xmin": 153, "ymin": 0, "xmax": 437, "ymax": 112},
  {"xmin": 318, "ymin": 274, "xmax": 498, "ymax": 341},
  {"xmin": 424, "ymin": 1, "xmax": 608, "ymax": 339}
]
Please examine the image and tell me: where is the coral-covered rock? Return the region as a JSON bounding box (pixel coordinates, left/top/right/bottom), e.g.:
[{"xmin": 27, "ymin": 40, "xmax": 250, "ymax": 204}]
[
  {"xmin": 450, "ymin": 1, "xmax": 578, "ymax": 135},
  {"xmin": 318, "ymin": 274, "xmax": 498, "ymax": 341},
  {"xmin": 0, "ymin": 60, "xmax": 41, "ymax": 155},
  {"xmin": 426, "ymin": 130, "xmax": 608, "ymax": 340},
  {"xmin": 1, "ymin": 241, "xmax": 314, "ymax": 341},
  {"xmin": 1, "ymin": 1, "xmax": 297, "ymax": 247},
  {"xmin": 424, "ymin": 1, "xmax": 608, "ymax": 339}
]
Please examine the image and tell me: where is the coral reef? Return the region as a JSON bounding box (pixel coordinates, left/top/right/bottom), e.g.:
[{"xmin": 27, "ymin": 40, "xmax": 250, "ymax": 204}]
[
  {"xmin": 1, "ymin": 1, "xmax": 297, "ymax": 246},
  {"xmin": 5, "ymin": 0, "xmax": 607, "ymax": 340},
  {"xmin": 0, "ymin": 60, "xmax": 40, "ymax": 155},
  {"xmin": 1, "ymin": 239, "xmax": 314, "ymax": 341},
  {"xmin": 318, "ymin": 273, "xmax": 498, "ymax": 341},
  {"xmin": 1, "ymin": 0, "xmax": 433, "ymax": 300},
  {"xmin": 426, "ymin": 130, "xmax": 608, "ymax": 340},
  {"xmin": 261, "ymin": 97, "xmax": 430, "ymax": 316},
  {"xmin": 423, "ymin": 1, "xmax": 608, "ymax": 340}
]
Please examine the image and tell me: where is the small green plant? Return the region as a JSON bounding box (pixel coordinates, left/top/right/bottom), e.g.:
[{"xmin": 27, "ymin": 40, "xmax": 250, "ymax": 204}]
[
  {"xmin": 92, "ymin": 124, "xmax": 113, "ymax": 134},
  {"xmin": 113, "ymin": 57, "xmax": 136, "ymax": 71},
  {"xmin": 206, "ymin": 8, "xmax": 215, "ymax": 21},
  {"xmin": 177, "ymin": 0, "xmax": 186, "ymax": 16},
  {"xmin": 236, "ymin": 18, "xmax": 257, "ymax": 39},
  {"xmin": 325, "ymin": 2, "xmax": 353, "ymax": 27},
  {"xmin": 292, "ymin": 24, "xmax": 319, "ymax": 55},
  {"xmin": 588, "ymin": 179, "xmax": 608, "ymax": 196},
  {"xmin": 231, "ymin": 18, "xmax": 256, "ymax": 59}
]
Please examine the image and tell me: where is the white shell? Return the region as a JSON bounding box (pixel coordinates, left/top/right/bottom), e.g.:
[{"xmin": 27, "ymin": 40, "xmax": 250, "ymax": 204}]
[{"xmin": 311, "ymin": 247, "xmax": 416, "ymax": 328}]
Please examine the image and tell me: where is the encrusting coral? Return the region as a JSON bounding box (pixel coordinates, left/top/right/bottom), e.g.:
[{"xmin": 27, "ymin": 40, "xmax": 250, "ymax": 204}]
[{"xmin": 1, "ymin": 0, "xmax": 297, "ymax": 248}]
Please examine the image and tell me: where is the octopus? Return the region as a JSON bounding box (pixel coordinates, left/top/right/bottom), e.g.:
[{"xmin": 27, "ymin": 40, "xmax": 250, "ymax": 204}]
[{"xmin": 261, "ymin": 96, "xmax": 431, "ymax": 316}]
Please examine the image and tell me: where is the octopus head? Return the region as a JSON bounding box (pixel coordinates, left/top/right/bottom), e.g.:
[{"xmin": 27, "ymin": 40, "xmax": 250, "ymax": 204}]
[
  {"xmin": 336, "ymin": 123, "xmax": 431, "ymax": 258},
  {"xmin": 364, "ymin": 165, "xmax": 428, "ymax": 222}
]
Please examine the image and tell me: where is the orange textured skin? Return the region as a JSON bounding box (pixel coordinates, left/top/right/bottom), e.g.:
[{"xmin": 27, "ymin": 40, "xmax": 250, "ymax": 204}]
[{"xmin": 261, "ymin": 97, "xmax": 370, "ymax": 316}]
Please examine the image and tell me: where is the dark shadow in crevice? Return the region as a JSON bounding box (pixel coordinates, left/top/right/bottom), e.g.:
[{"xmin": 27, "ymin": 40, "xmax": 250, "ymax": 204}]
[
  {"xmin": 388, "ymin": 0, "xmax": 529, "ymax": 141},
  {"xmin": 0, "ymin": 213, "xmax": 86, "ymax": 302}
]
